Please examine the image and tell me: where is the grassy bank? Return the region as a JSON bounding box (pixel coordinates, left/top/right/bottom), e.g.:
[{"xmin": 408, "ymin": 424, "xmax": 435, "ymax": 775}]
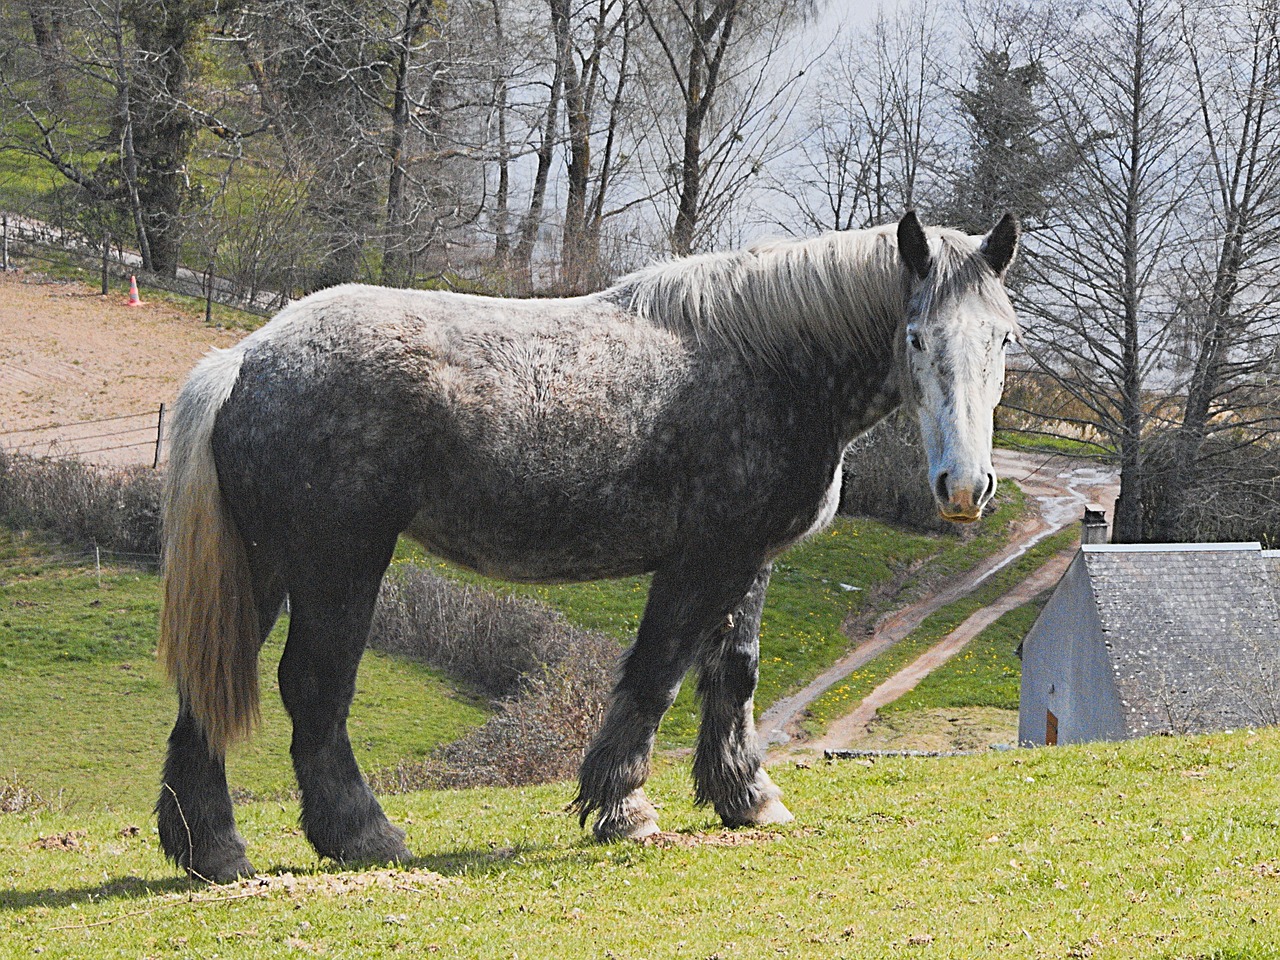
[
  {"xmin": 802, "ymin": 525, "xmax": 1077, "ymax": 736},
  {"xmin": 5, "ymin": 729, "xmax": 1280, "ymax": 958},
  {"xmin": 883, "ymin": 600, "xmax": 1046, "ymax": 716},
  {"xmin": 0, "ymin": 532, "xmax": 487, "ymax": 813}
]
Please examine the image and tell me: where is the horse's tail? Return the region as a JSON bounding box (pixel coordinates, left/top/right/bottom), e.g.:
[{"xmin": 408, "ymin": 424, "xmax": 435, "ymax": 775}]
[{"xmin": 157, "ymin": 346, "xmax": 260, "ymax": 756}]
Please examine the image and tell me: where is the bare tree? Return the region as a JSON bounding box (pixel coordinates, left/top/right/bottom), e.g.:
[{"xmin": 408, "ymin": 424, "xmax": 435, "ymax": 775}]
[
  {"xmin": 230, "ymin": 0, "xmax": 490, "ymax": 290},
  {"xmin": 1146, "ymin": 0, "xmax": 1280, "ymax": 540},
  {"xmin": 0, "ymin": 0, "xmax": 243, "ymax": 274},
  {"xmin": 1020, "ymin": 0, "xmax": 1195, "ymax": 542},
  {"xmin": 784, "ymin": 0, "xmax": 952, "ymax": 233},
  {"xmin": 557, "ymin": 0, "xmax": 634, "ymax": 291},
  {"xmin": 632, "ymin": 0, "xmax": 811, "ymax": 254}
]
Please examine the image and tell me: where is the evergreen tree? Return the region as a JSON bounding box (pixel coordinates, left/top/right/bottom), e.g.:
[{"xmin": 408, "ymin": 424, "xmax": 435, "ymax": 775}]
[{"xmin": 951, "ymin": 48, "xmax": 1056, "ymax": 231}]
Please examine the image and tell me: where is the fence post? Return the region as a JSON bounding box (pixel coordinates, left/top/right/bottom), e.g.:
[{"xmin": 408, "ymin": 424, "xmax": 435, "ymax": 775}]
[
  {"xmin": 153, "ymin": 402, "xmax": 166, "ymax": 469},
  {"xmin": 2, "ymin": 214, "xmax": 8, "ymax": 272},
  {"xmin": 101, "ymin": 233, "xmax": 110, "ymax": 295},
  {"xmin": 205, "ymin": 259, "xmax": 214, "ymax": 325}
]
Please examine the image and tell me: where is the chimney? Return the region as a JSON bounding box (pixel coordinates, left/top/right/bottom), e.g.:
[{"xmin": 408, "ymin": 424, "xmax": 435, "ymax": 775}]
[{"xmin": 1081, "ymin": 508, "xmax": 1109, "ymax": 545}]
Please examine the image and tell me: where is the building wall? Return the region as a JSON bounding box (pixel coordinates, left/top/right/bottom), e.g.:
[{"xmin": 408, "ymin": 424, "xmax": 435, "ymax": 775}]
[{"xmin": 1018, "ymin": 554, "xmax": 1127, "ymax": 745}]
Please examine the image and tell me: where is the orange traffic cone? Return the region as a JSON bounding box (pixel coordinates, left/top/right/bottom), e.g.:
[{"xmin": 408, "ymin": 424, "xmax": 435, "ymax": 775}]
[{"xmin": 126, "ymin": 275, "xmax": 143, "ymax": 307}]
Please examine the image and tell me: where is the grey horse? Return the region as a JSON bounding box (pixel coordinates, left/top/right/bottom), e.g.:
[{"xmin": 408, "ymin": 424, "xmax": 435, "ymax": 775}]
[{"xmin": 156, "ymin": 211, "xmax": 1019, "ymax": 881}]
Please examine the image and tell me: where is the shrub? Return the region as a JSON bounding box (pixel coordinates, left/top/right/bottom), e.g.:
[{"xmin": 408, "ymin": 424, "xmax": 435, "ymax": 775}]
[
  {"xmin": 0, "ymin": 776, "xmax": 63, "ymax": 815},
  {"xmin": 367, "ymin": 564, "xmax": 617, "ymax": 791},
  {"xmin": 840, "ymin": 411, "xmax": 951, "ymax": 533},
  {"xmin": 0, "ymin": 450, "xmax": 162, "ymax": 558},
  {"xmin": 1140, "ymin": 430, "xmax": 1280, "ymax": 545}
]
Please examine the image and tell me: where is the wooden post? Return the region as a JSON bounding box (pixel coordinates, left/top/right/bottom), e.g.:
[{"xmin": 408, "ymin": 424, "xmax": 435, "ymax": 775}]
[
  {"xmin": 153, "ymin": 402, "xmax": 166, "ymax": 469},
  {"xmin": 2, "ymin": 214, "xmax": 8, "ymax": 272},
  {"xmin": 101, "ymin": 233, "xmax": 111, "ymax": 295}
]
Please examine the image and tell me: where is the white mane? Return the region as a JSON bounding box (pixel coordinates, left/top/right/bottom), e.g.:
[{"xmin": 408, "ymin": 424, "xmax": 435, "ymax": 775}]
[{"xmin": 603, "ymin": 223, "xmax": 1002, "ymax": 372}]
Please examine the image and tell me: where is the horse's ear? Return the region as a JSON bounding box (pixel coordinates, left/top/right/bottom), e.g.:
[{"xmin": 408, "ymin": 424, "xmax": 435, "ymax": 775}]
[
  {"xmin": 981, "ymin": 213, "xmax": 1020, "ymax": 277},
  {"xmin": 897, "ymin": 211, "xmax": 932, "ymax": 281}
]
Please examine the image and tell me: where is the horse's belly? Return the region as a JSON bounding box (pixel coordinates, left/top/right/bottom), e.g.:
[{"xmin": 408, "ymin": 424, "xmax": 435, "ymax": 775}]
[{"xmin": 404, "ymin": 490, "xmax": 676, "ymax": 583}]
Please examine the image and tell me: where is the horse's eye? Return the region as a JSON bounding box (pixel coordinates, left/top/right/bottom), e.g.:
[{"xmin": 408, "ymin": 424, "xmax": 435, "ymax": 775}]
[
  {"xmin": 1001, "ymin": 332, "xmax": 1013, "ymax": 349},
  {"xmin": 908, "ymin": 331, "xmax": 924, "ymax": 352}
]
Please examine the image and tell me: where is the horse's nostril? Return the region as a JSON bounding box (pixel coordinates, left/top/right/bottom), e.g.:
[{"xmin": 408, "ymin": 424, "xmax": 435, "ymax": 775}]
[
  {"xmin": 982, "ymin": 472, "xmax": 997, "ymax": 504},
  {"xmin": 935, "ymin": 471, "xmax": 950, "ymax": 503}
]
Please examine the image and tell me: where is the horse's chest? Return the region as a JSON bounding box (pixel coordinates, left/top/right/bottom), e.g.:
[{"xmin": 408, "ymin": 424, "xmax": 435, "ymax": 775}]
[
  {"xmin": 773, "ymin": 461, "xmax": 843, "ymax": 552},
  {"xmin": 808, "ymin": 466, "xmax": 844, "ymax": 537}
]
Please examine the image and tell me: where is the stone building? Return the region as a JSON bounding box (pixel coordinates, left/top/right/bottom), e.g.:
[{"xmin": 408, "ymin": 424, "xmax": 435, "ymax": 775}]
[{"xmin": 1018, "ymin": 541, "xmax": 1280, "ymax": 746}]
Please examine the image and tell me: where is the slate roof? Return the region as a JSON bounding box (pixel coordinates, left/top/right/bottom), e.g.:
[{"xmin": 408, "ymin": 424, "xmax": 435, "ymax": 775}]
[{"xmin": 1082, "ymin": 543, "xmax": 1280, "ymax": 737}]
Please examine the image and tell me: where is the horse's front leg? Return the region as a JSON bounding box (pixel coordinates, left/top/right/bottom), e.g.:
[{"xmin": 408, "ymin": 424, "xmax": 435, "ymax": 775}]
[
  {"xmin": 693, "ymin": 564, "xmax": 793, "ymax": 828},
  {"xmin": 574, "ymin": 560, "xmax": 763, "ymax": 841}
]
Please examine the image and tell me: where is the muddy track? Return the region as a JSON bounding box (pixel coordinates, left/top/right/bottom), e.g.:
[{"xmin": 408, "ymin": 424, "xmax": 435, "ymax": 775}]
[{"xmin": 757, "ymin": 448, "xmax": 1119, "ymax": 754}]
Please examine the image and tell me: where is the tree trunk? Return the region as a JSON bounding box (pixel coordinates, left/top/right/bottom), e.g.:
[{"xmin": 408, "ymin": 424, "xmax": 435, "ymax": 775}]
[
  {"xmin": 124, "ymin": 1, "xmax": 215, "ymax": 276},
  {"xmin": 513, "ymin": 6, "xmax": 568, "ymax": 278},
  {"xmin": 558, "ymin": 0, "xmax": 591, "ymax": 291},
  {"xmin": 492, "ymin": 0, "xmax": 512, "ymax": 263},
  {"xmin": 667, "ymin": 0, "xmax": 738, "ymax": 256},
  {"xmin": 1150, "ymin": 228, "xmax": 1243, "ymax": 541},
  {"xmin": 26, "ymin": 3, "xmax": 67, "ymax": 104},
  {"xmin": 1112, "ymin": 4, "xmax": 1149, "ymax": 544},
  {"xmin": 382, "ymin": 0, "xmax": 429, "ymax": 287}
]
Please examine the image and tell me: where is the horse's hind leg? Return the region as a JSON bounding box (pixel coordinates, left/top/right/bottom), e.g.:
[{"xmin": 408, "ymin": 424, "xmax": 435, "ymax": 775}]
[
  {"xmin": 692, "ymin": 565, "xmax": 793, "ymax": 828},
  {"xmin": 157, "ymin": 567, "xmax": 285, "ymax": 882},
  {"xmin": 280, "ymin": 540, "xmax": 409, "ymax": 866},
  {"xmin": 575, "ymin": 560, "xmax": 763, "ymax": 841}
]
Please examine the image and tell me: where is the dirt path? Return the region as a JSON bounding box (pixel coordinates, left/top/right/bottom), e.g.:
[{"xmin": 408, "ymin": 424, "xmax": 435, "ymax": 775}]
[
  {"xmin": 0, "ymin": 273, "xmax": 240, "ymax": 466},
  {"xmin": 810, "ymin": 547, "xmax": 1074, "ymax": 753},
  {"xmin": 758, "ymin": 448, "xmax": 1120, "ymax": 753}
]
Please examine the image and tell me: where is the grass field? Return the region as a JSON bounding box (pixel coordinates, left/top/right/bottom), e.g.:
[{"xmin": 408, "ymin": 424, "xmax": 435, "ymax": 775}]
[
  {"xmin": 0, "ymin": 532, "xmax": 488, "ymax": 813},
  {"xmin": 5, "ymin": 729, "xmax": 1280, "ymax": 958}
]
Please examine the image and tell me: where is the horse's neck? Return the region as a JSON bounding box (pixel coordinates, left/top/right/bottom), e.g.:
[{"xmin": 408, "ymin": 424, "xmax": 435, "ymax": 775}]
[{"xmin": 765, "ymin": 312, "xmax": 901, "ymax": 448}]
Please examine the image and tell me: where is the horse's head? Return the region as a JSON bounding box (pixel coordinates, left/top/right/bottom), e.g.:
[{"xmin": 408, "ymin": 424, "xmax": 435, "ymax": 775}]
[{"xmin": 895, "ymin": 211, "xmax": 1020, "ymax": 523}]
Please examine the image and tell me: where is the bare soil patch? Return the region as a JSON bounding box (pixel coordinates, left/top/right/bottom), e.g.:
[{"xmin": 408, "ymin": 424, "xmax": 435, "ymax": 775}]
[
  {"xmin": 840, "ymin": 707, "xmax": 1019, "ymax": 753},
  {"xmin": 0, "ymin": 273, "xmax": 242, "ymax": 465}
]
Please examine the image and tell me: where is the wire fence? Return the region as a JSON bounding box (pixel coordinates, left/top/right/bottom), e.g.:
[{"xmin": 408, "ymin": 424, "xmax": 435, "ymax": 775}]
[
  {"xmin": 6, "ymin": 541, "xmax": 161, "ymax": 572},
  {"xmin": 0, "ymin": 210, "xmax": 280, "ymax": 318},
  {"xmin": 0, "ymin": 406, "xmax": 166, "ymax": 468}
]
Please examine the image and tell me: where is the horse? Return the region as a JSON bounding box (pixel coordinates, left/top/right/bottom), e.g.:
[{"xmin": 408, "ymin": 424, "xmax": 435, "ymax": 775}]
[{"xmin": 155, "ymin": 211, "xmax": 1020, "ymax": 881}]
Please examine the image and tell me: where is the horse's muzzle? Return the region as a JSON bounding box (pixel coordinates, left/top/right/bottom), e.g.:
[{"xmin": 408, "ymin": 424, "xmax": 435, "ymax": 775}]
[{"xmin": 934, "ymin": 470, "xmax": 996, "ymax": 523}]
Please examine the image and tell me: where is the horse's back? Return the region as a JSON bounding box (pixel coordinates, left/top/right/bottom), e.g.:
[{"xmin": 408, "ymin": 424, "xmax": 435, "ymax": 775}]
[{"xmin": 208, "ymin": 285, "xmax": 703, "ymax": 581}]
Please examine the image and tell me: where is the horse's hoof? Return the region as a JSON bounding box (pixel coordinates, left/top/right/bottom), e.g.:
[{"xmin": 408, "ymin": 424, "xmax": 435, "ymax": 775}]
[
  {"xmin": 191, "ymin": 852, "xmax": 256, "ymax": 885},
  {"xmin": 623, "ymin": 817, "xmax": 662, "ymax": 841},
  {"xmin": 316, "ymin": 820, "xmax": 411, "ymax": 866},
  {"xmin": 594, "ymin": 815, "xmax": 661, "ymax": 842},
  {"xmin": 592, "ymin": 789, "xmax": 660, "ymax": 842},
  {"xmin": 748, "ymin": 797, "xmax": 795, "ymax": 826},
  {"xmin": 721, "ymin": 796, "xmax": 795, "ymax": 829}
]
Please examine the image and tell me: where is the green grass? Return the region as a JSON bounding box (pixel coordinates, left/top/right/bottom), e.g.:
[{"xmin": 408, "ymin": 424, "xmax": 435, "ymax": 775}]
[
  {"xmin": 6, "ymin": 730, "xmax": 1280, "ymax": 957},
  {"xmin": 803, "ymin": 525, "xmax": 1078, "ymax": 734},
  {"xmin": 994, "ymin": 428, "xmax": 1113, "ymax": 457},
  {"xmin": 884, "ymin": 598, "xmax": 1046, "ymax": 714},
  {"xmin": 0, "ymin": 533, "xmax": 488, "ymax": 814}
]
